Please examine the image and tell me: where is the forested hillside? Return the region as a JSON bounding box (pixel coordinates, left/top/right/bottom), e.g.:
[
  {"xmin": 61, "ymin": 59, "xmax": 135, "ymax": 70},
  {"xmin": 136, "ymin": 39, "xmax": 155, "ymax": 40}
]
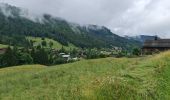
[{"xmin": 0, "ymin": 3, "xmax": 141, "ymax": 49}]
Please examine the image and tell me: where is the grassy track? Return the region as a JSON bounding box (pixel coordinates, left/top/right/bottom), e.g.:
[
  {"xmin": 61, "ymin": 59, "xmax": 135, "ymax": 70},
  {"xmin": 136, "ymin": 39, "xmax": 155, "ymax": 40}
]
[{"xmin": 0, "ymin": 52, "xmax": 170, "ymax": 99}]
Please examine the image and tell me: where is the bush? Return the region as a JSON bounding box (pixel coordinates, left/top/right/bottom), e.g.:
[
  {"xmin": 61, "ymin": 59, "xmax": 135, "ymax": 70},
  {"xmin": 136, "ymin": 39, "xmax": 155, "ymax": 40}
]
[
  {"xmin": 132, "ymin": 48, "xmax": 141, "ymax": 56},
  {"xmin": 86, "ymin": 49, "xmax": 100, "ymax": 59},
  {"xmin": 41, "ymin": 40, "xmax": 47, "ymax": 47},
  {"xmin": 19, "ymin": 53, "xmax": 33, "ymax": 64},
  {"xmin": 54, "ymin": 57, "xmax": 66, "ymax": 64}
]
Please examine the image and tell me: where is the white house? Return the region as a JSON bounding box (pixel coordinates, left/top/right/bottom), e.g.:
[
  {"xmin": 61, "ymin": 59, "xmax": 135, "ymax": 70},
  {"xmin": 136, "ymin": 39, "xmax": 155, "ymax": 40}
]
[{"xmin": 62, "ymin": 54, "xmax": 71, "ymax": 61}]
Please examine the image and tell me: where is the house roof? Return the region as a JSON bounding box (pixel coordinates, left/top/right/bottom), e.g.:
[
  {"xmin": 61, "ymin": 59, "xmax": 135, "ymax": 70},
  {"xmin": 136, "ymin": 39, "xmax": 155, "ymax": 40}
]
[
  {"xmin": 62, "ymin": 55, "xmax": 70, "ymax": 58},
  {"xmin": 143, "ymin": 39, "xmax": 170, "ymax": 48},
  {"xmin": 59, "ymin": 53, "xmax": 65, "ymax": 55}
]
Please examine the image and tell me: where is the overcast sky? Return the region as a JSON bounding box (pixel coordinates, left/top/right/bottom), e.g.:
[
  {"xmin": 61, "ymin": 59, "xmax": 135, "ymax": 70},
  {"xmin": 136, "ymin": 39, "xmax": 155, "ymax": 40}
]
[{"xmin": 1, "ymin": 0, "xmax": 170, "ymax": 37}]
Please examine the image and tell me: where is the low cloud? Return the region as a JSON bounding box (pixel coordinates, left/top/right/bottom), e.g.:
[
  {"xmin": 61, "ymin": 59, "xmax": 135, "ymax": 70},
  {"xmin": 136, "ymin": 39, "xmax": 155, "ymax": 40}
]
[{"xmin": 1, "ymin": 0, "xmax": 170, "ymax": 37}]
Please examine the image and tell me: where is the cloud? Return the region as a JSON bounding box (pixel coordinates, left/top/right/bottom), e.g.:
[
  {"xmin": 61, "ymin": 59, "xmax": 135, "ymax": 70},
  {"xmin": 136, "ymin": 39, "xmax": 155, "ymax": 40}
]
[{"xmin": 1, "ymin": 0, "xmax": 170, "ymax": 37}]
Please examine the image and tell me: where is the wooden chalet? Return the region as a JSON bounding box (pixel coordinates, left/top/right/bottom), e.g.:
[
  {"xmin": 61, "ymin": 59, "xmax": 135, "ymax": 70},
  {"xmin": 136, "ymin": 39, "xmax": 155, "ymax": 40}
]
[
  {"xmin": 142, "ymin": 38, "xmax": 170, "ymax": 52},
  {"xmin": 0, "ymin": 48, "xmax": 7, "ymax": 54}
]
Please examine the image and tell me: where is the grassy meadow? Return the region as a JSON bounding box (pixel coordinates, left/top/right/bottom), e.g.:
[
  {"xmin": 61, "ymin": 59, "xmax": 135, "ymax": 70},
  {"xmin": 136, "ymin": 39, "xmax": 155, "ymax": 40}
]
[
  {"xmin": 0, "ymin": 51, "xmax": 170, "ymax": 99},
  {"xmin": 27, "ymin": 37, "xmax": 77, "ymax": 50}
]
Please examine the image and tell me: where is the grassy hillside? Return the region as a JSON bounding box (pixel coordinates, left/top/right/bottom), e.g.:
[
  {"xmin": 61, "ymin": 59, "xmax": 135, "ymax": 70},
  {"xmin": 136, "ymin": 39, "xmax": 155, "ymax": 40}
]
[
  {"xmin": 0, "ymin": 52, "xmax": 170, "ymax": 99},
  {"xmin": 27, "ymin": 37, "xmax": 77, "ymax": 50}
]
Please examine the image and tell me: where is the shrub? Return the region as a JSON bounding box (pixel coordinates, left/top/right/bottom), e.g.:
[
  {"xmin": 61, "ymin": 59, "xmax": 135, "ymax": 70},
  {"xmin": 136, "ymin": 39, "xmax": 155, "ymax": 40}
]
[{"xmin": 132, "ymin": 48, "xmax": 141, "ymax": 56}]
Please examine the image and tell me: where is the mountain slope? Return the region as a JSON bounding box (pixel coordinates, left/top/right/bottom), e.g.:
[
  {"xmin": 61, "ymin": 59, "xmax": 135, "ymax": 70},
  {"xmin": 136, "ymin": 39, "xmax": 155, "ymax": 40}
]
[
  {"xmin": 0, "ymin": 3, "xmax": 141, "ymax": 49},
  {"xmin": 125, "ymin": 35, "xmax": 159, "ymax": 43}
]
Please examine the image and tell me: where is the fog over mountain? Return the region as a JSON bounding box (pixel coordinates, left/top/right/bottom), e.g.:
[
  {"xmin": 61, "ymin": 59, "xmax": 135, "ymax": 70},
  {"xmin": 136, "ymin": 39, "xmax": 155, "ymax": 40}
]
[{"xmin": 1, "ymin": 0, "xmax": 170, "ymax": 37}]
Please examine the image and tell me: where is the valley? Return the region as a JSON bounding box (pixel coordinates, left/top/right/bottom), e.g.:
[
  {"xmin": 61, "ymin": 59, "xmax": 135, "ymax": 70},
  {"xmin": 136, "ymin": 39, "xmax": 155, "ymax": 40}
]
[{"xmin": 0, "ymin": 2, "xmax": 170, "ymax": 100}]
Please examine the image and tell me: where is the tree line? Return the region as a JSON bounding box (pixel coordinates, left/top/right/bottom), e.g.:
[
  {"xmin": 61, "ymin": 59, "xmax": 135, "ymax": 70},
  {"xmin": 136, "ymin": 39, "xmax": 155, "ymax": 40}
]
[{"xmin": 0, "ymin": 39, "xmax": 112, "ymax": 68}]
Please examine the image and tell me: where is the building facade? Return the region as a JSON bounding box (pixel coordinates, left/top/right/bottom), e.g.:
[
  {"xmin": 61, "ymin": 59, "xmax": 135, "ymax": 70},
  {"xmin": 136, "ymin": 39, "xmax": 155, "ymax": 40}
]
[{"xmin": 142, "ymin": 39, "xmax": 170, "ymax": 53}]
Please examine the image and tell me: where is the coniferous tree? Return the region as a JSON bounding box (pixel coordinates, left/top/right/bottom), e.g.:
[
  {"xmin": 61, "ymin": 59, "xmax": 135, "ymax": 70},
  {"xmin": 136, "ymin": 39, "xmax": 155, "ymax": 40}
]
[
  {"xmin": 18, "ymin": 52, "xmax": 33, "ymax": 64},
  {"xmin": 41, "ymin": 40, "xmax": 47, "ymax": 47},
  {"xmin": 1, "ymin": 47, "xmax": 19, "ymax": 67},
  {"xmin": 34, "ymin": 48, "xmax": 49, "ymax": 65},
  {"xmin": 49, "ymin": 41, "xmax": 54, "ymax": 48},
  {"xmin": 60, "ymin": 46, "xmax": 66, "ymax": 53}
]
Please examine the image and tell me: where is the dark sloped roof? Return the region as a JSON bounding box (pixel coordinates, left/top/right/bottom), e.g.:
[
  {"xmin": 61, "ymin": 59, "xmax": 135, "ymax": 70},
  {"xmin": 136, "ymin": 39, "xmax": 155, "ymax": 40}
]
[{"xmin": 143, "ymin": 39, "xmax": 170, "ymax": 48}]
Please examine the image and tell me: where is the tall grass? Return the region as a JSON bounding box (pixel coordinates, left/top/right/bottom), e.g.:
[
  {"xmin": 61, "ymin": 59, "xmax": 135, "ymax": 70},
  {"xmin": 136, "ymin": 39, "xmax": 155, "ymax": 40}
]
[{"xmin": 0, "ymin": 52, "xmax": 170, "ymax": 99}]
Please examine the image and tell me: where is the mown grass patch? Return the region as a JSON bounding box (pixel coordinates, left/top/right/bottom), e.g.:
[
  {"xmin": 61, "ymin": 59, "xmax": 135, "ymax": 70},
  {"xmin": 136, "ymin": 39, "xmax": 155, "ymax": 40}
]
[{"xmin": 0, "ymin": 44, "xmax": 8, "ymax": 48}]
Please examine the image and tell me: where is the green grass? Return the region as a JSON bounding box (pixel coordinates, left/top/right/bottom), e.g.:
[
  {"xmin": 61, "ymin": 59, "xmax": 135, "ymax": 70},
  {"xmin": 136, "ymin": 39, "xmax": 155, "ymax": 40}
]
[
  {"xmin": 27, "ymin": 37, "xmax": 77, "ymax": 50},
  {"xmin": 1, "ymin": 52, "xmax": 170, "ymax": 99},
  {"xmin": 0, "ymin": 44, "xmax": 8, "ymax": 48}
]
